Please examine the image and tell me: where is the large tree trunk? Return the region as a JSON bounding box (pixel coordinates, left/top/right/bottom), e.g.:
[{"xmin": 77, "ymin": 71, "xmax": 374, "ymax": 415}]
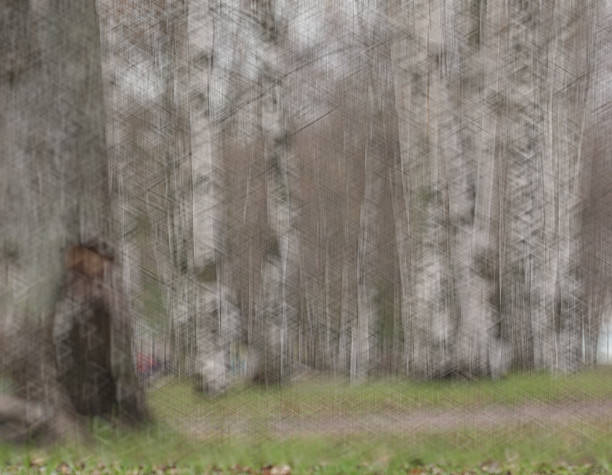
[{"xmin": 0, "ymin": 0, "xmax": 145, "ymax": 441}]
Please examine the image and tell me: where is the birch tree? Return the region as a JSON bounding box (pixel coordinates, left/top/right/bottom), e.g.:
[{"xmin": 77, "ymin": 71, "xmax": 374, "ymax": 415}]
[
  {"xmin": 188, "ymin": 0, "xmax": 245, "ymax": 395},
  {"xmin": 480, "ymin": 0, "xmax": 596, "ymax": 372},
  {"xmin": 390, "ymin": 0, "xmax": 458, "ymax": 377},
  {"xmin": 388, "ymin": 0, "xmax": 602, "ymax": 377},
  {"xmin": 97, "ymin": 0, "xmax": 198, "ymax": 377}
]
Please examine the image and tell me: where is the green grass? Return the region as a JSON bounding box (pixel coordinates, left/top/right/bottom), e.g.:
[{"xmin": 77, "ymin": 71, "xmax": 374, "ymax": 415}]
[
  {"xmin": 149, "ymin": 366, "xmax": 612, "ymax": 422},
  {"xmin": 1, "ymin": 421, "xmax": 611, "ymax": 473},
  {"xmin": 3, "ymin": 367, "xmax": 612, "ymax": 473}
]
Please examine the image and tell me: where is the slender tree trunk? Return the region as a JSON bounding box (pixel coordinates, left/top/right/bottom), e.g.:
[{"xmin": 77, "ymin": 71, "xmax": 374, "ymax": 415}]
[
  {"xmin": 253, "ymin": 0, "xmax": 300, "ymax": 385},
  {"xmin": 441, "ymin": 0, "xmax": 511, "ymax": 378},
  {"xmin": 97, "ymin": 0, "xmax": 197, "ymax": 377},
  {"xmin": 188, "ymin": 0, "xmax": 244, "ymax": 395},
  {"xmin": 352, "ymin": 7, "xmax": 400, "ymax": 381},
  {"xmin": 390, "ymin": 0, "xmax": 456, "ymax": 378}
]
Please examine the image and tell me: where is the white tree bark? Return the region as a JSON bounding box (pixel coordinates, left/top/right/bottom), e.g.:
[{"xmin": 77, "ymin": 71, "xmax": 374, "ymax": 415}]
[
  {"xmin": 259, "ymin": 2, "xmax": 300, "ymax": 384},
  {"xmin": 390, "ymin": 0, "xmax": 456, "ymax": 377},
  {"xmin": 97, "ymin": 0, "xmax": 197, "ymax": 377},
  {"xmin": 188, "ymin": 0, "xmax": 244, "ymax": 395},
  {"xmin": 481, "ymin": 0, "xmax": 595, "ymax": 372}
]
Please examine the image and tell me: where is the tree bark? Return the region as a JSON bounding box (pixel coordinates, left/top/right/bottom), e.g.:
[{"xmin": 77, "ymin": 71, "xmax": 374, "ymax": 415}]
[{"xmin": 1, "ymin": 0, "xmax": 146, "ymax": 441}]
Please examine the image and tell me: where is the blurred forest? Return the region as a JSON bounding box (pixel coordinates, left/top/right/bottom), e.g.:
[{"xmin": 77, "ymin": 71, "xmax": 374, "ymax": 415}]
[{"xmin": 1, "ymin": 0, "xmax": 612, "ymax": 441}]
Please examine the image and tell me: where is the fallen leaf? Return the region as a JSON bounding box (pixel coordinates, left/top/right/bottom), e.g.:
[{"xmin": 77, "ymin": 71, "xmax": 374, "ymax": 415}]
[
  {"xmin": 480, "ymin": 460, "xmax": 502, "ymax": 474},
  {"xmin": 270, "ymin": 465, "xmax": 291, "ymax": 475},
  {"xmin": 29, "ymin": 457, "xmax": 45, "ymax": 467},
  {"xmin": 504, "ymin": 449, "xmax": 519, "ymax": 464},
  {"xmin": 426, "ymin": 465, "xmax": 444, "ymax": 475},
  {"xmin": 232, "ymin": 464, "xmax": 254, "ymax": 473},
  {"xmin": 57, "ymin": 462, "xmax": 71, "ymax": 474}
]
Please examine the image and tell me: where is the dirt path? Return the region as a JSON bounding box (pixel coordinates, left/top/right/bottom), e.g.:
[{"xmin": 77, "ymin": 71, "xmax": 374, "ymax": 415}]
[{"xmin": 178, "ymin": 400, "xmax": 612, "ymax": 439}]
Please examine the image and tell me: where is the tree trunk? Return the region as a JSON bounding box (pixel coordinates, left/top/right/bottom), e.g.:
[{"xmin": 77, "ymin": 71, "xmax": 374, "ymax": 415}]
[
  {"xmin": 482, "ymin": 0, "xmax": 595, "ymax": 373},
  {"xmin": 97, "ymin": 0, "xmax": 198, "ymax": 378},
  {"xmin": 1, "ymin": 0, "xmax": 146, "ymax": 441},
  {"xmin": 187, "ymin": 0, "xmax": 245, "ymax": 395},
  {"xmin": 390, "ymin": 0, "xmax": 456, "ymax": 378},
  {"xmin": 582, "ymin": 0, "xmax": 612, "ymax": 366},
  {"xmin": 246, "ymin": 0, "xmax": 300, "ymax": 386}
]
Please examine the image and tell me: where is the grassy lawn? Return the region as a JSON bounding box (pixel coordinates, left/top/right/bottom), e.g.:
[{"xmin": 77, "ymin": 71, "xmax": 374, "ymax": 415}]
[
  {"xmin": 1, "ymin": 423, "xmax": 611, "ymax": 473},
  {"xmin": 149, "ymin": 366, "xmax": 612, "ymax": 421},
  {"xmin": 2, "ymin": 367, "xmax": 612, "ymax": 473}
]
